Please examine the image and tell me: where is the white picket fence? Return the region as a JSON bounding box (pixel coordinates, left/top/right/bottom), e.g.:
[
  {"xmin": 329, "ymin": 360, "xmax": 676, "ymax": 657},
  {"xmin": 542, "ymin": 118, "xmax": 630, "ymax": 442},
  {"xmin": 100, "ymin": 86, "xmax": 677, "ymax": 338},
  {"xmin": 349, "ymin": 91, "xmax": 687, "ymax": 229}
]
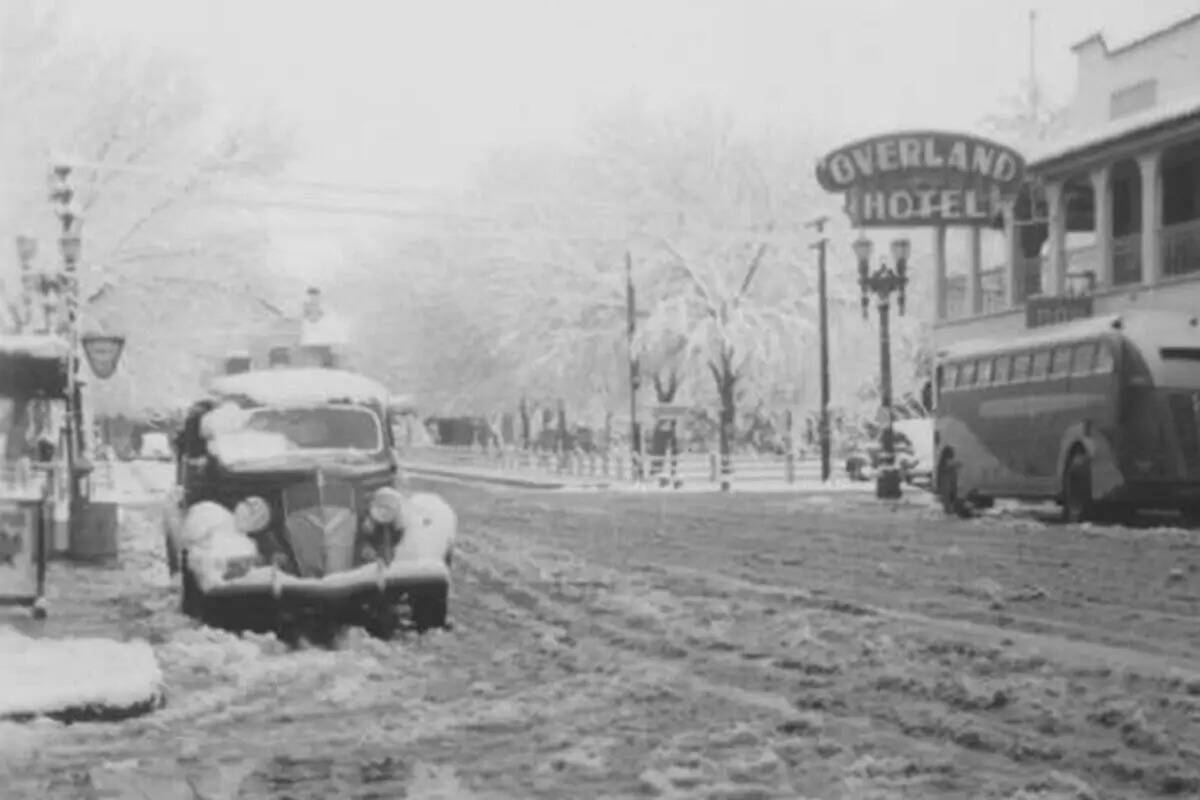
[{"xmin": 399, "ymin": 444, "xmax": 838, "ymax": 488}]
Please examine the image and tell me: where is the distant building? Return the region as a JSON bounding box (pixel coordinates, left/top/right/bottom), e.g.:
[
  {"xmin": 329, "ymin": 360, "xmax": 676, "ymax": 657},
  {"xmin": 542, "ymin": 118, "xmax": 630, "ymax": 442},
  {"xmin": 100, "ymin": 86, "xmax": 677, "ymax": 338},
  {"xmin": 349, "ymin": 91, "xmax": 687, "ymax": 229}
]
[{"xmin": 935, "ymin": 10, "xmax": 1200, "ymax": 344}]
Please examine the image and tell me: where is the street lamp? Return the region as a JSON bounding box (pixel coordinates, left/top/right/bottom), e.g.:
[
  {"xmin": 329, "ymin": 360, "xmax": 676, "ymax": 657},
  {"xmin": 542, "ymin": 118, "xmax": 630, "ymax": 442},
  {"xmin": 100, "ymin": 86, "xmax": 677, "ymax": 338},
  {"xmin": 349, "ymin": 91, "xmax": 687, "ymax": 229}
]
[
  {"xmin": 854, "ymin": 234, "xmax": 911, "ymax": 500},
  {"xmin": 15, "ymin": 235, "xmax": 38, "ymax": 331}
]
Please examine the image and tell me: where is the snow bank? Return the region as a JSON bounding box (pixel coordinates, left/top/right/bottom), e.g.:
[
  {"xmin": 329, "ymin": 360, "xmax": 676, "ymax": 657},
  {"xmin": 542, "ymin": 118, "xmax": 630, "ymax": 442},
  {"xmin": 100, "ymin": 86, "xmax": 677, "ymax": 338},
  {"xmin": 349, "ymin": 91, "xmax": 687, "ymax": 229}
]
[{"xmin": 0, "ymin": 627, "xmax": 164, "ymax": 721}]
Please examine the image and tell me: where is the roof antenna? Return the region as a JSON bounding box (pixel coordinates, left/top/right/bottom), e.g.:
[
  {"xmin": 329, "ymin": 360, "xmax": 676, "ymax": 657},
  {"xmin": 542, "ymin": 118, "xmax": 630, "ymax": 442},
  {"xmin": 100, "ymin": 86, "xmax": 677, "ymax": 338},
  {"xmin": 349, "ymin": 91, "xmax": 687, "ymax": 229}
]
[{"xmin": 1028, "ymin": 9, "xmax": 1039, "ymax": 133}]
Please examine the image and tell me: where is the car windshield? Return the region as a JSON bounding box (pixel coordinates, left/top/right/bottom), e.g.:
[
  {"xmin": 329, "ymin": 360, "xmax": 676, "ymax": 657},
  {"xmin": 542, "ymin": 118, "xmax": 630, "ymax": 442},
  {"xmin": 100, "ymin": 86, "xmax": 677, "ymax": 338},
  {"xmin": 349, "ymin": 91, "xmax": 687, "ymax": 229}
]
[{"xmin": 243, "ymin": 405, "xmax": 382, "ymax": 451}]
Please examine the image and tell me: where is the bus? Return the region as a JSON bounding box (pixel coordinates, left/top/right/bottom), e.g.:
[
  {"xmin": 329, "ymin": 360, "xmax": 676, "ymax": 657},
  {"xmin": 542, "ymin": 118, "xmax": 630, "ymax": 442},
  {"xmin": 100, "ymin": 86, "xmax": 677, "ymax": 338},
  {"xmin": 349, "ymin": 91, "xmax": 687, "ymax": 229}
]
[{"xmin": 933, "ymin": 310, "xmax": 1200, "ymax": 522}]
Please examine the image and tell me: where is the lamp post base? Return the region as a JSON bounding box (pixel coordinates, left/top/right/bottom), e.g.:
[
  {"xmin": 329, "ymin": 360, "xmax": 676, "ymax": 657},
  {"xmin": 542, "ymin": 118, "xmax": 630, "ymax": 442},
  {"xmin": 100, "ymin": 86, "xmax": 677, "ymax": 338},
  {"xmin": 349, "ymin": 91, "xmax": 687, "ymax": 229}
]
[{"xmin": 875, "ymin": 468, "xmax": 903, "ymax": 500}]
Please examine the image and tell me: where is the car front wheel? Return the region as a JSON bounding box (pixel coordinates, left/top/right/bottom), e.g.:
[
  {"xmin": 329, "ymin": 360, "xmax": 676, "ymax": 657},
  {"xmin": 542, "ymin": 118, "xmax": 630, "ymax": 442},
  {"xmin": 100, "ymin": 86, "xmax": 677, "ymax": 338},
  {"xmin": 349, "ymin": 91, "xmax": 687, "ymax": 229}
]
[
  {"xmin": 180, "ymin": 551, "xmax": 201, "ymax": 618},
  {"xmin": 410, "ymin": 585, "xmax": 448, "ymax": 632}
]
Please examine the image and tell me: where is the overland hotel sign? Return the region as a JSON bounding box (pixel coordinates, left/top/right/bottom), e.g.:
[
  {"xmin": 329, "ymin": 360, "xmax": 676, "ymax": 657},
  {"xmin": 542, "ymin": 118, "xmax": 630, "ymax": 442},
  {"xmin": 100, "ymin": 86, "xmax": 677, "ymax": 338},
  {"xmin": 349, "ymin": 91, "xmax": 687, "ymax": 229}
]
[{"xmin": 815, "ymin": 130, "xmax": 1027, "ymax": 227}]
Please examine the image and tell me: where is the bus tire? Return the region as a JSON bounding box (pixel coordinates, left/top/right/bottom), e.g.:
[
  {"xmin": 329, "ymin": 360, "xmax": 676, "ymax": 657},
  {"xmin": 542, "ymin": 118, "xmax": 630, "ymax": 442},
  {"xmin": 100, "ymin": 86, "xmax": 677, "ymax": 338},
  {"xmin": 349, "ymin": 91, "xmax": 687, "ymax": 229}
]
[
  {"xmin": 937, "ymin": 456, "xmax": 972, "ymax": 519},
  {"xmin": 1062, "ymin": 450, "xmax": 1094, "ymax": 524}
]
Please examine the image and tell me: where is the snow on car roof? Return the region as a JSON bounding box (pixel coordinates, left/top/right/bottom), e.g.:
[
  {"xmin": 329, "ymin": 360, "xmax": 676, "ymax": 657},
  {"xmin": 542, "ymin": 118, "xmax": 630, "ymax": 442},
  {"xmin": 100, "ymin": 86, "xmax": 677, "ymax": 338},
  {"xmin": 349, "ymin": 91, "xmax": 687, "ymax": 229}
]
[
  {"xmin": 207, "ymin": 368, "xmax": 391, "ymax": 408},
  {"xmin": 0, "ymin": 334, "xmax": 71, "ymax": 361}
]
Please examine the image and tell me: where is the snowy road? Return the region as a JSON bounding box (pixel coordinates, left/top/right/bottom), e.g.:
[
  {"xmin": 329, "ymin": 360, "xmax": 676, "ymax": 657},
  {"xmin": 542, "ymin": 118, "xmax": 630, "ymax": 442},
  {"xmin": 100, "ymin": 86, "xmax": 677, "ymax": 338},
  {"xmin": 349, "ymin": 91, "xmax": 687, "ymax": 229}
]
[{"xmin": 2, "ymin": 473, "xmax": 1200, "ymax": 798}]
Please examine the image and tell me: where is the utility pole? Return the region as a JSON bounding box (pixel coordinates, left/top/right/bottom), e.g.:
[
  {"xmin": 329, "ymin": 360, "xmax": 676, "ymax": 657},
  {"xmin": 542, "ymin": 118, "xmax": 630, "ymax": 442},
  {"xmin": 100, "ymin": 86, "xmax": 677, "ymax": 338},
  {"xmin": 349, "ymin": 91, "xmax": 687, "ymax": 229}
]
[
  {"xmin": 806, "ymin": 216, "xmax": 832, "ymax": 482},
  {"xmin": 625, "ymin": 250, "xmax": 642, "ymax": 482}
]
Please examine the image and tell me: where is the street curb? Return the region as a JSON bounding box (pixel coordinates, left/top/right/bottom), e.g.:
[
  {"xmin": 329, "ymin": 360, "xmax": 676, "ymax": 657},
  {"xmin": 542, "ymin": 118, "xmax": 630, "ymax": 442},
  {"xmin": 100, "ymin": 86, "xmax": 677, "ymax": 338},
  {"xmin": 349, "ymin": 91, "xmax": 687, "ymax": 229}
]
[{"xmin": 404, "ymin": 465, "xmax": 611, "ymax": 491}]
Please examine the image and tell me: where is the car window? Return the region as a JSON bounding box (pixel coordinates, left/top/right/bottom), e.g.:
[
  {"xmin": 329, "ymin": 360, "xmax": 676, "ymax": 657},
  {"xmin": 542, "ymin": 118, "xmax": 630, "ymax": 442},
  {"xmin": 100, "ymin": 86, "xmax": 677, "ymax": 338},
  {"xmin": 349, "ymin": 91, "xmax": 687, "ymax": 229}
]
[
  {"xmin": 1031, "ymin": 349, "xmax": 1052, "ymax": 380},
  {"xmin": 1011, "ymin": 352, "xmax": 1031, "ymax": 381},
  {"xmin": 1094, "ymin": 342, "xmax": 1114, "ymax": 373},
  {"xmin": 244, "ymin": 406, "xmax": 383, "ymax": 451},
  {"xmin": 1070, "ymin": 342, "xmax": 1097, "ymax": 375}
]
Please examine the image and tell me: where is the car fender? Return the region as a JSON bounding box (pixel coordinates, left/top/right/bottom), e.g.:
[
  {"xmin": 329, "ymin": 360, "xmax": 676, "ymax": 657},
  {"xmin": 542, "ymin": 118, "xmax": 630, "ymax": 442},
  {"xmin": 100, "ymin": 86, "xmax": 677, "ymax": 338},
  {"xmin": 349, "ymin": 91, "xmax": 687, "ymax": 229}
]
[
  {"xmin": 161, "ymin": 492, "xmax": 185, "ymax": 573},
  {"xmin": 395, "ymin": 491, "xmax": 456, "ymax": 563},
  {"xmin": 180, "ymin": 503, "xmax": 238, "ymax": 554},
  {"xmin": 1056, "ymin": 423, "xmax": 1122, "ymax": 499}
]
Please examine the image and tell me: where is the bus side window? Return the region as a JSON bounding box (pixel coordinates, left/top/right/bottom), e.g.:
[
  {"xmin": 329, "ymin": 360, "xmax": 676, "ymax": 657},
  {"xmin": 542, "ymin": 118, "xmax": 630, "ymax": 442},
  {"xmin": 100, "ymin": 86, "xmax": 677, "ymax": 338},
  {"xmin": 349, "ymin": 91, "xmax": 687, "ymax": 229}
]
[
  {"xmin": 978, "ymin": 358, "xmax": 995, "ymax": 386},
  {"xmin": 1050, "ymin": 346, "xmax": 1073, "ymax": 378},
  {"xmin": 961, "ymin": 360, "xmax": 978, "ymax": 388},
  {"xmin": 942, "ymin": 363, "xmax": 958, "ymax": 391},
  {"xmin": 1031, "ymin": 349, "xmax": 1052, "ymax": 380},
  {"xmin": 1094, "ymin": 342, "xmax": 1114, "ymax": 373},
  {"xmin": 1011, "ymin": 352, "xmax": 1031, "ymax": 382},
  {"xmin": 1070, "ymin": 342, "xmax": 1097, "ymax": 375},
  {"xmin": 994, "ymin": 354, "xmax": 1012, "ymax": 384}
]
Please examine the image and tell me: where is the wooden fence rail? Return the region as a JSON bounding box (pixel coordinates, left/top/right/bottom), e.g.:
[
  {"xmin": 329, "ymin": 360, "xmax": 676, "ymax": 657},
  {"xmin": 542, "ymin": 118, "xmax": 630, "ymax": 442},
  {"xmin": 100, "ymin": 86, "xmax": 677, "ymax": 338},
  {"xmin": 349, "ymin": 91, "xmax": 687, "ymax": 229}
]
[{"xmin": 399, "ymin": 444, "xmax": 835, "ymax": 488}]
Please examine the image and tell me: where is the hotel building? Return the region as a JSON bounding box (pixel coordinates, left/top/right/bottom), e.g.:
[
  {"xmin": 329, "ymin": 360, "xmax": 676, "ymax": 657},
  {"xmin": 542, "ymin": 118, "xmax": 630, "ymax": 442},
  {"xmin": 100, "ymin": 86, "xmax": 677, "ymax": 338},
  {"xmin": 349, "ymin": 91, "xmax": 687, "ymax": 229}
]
[{"xmin": 935, "ymin": 10, "xmax": 1200, "ymax": 342}]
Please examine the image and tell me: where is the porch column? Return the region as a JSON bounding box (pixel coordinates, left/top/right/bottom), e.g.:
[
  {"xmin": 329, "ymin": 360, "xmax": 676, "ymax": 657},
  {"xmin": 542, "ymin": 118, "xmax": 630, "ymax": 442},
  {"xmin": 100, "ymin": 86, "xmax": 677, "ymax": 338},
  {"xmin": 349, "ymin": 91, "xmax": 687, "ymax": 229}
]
[
  {"xmin": 967, "ymin": 227, "xmax": 983, "ymax": 313},
  {"xmin": 1002, "ymin": 202, "xmax": 1019, "ymax": 307},
  {"xmin": 934, "ymin": 225, "xmax": 947, "ymax": 321},
  {"xmin": 1138, "ymin": 149, "xmax": 1163, "ymax": 285},
  {"xmin": 1090, "ymin": 164, "xmax": 1113, "ymax": 286},
  {"xmin": 1045, "ymin": 180, "xmax": 1066, "ymax": 296}
]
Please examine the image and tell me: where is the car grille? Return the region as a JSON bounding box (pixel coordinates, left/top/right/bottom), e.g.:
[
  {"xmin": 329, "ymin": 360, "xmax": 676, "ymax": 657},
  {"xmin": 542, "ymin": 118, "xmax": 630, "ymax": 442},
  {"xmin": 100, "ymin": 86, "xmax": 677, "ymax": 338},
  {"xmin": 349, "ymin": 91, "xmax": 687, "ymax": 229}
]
[
  {"xmin": 1167, "ymin": 392, "xmax": 1200, "ymax": 477},
  {"xmin": 281, "ymin": 476, "xmax": 360, "ymax": 578}
]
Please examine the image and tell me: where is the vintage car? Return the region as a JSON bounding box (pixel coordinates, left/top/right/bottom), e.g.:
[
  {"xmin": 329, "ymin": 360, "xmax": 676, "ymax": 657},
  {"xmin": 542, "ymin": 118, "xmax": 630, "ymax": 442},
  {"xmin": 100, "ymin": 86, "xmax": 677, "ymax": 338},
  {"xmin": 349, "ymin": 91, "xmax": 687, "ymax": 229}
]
[{"xmin": 162, "ymin": 368, "xmax": 455, "ymax": 641}]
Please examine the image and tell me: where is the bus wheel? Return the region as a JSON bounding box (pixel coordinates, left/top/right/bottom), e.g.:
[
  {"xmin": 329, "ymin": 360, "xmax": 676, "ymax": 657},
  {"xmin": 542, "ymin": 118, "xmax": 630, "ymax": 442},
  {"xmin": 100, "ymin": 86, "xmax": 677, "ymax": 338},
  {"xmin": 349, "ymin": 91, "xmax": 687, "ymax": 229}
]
[
  {"xmin": 1062, "ymin": 451, "xmax": 1093, "ymax": 524},
  {"xmin": 938, "ymin": 457, "xmax": 972, "ymax": 518}
]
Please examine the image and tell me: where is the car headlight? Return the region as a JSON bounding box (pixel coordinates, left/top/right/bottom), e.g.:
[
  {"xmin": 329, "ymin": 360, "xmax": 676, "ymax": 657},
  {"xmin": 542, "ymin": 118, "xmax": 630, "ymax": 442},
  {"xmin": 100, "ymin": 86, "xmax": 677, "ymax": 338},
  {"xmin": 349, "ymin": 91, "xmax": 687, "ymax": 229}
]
[
  {"xmin": 233, "ymin": 496, "xmax": 271, "ymax": 534},
  {"xmin": 223, "ymin": 554, "xmax": 261, "ymax": 581},
  {"xmin": 369, "ymin": 487, "xmax": 406, "ymax": 525}
]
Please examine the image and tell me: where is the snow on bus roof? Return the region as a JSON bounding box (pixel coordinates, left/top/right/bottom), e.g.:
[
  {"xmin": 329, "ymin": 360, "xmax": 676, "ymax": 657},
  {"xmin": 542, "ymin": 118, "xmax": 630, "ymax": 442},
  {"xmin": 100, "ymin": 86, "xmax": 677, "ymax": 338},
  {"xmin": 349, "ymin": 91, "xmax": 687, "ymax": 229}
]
[
  {"xmin": 207, "ymin": 368, "xmax": 391, "ymax": 407},
  {"xmin": 936, "ymin": 310, "xmax": 1195, "ymax": 360},
  {"xmin": 0, "ymin": 334, "xmax": 71, "ymax": 360}
]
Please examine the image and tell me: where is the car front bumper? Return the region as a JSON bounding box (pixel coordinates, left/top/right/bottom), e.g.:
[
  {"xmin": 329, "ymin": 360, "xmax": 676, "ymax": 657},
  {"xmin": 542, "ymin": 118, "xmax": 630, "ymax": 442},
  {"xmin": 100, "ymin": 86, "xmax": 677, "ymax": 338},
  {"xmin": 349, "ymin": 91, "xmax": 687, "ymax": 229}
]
[{"xmin": 194, "ymin": 557, "xmax": 449, "ymax": 626}]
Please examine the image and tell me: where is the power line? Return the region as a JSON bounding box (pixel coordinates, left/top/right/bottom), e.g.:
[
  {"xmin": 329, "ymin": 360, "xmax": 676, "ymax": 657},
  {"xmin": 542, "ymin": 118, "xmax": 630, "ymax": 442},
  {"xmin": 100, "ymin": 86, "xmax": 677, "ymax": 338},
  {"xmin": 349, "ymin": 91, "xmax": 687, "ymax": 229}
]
[{"xmin": 60, "ymin": 157, "xmax": 451, "ymax": 198}]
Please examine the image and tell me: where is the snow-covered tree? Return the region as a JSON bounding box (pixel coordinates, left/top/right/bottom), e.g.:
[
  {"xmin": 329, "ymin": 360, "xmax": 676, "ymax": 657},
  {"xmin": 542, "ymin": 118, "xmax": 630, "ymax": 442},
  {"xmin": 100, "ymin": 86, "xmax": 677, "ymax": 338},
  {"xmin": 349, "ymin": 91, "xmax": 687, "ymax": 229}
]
[{"xmin": 0, "ymin": 0, "xmax": 296, "ymax": 416}]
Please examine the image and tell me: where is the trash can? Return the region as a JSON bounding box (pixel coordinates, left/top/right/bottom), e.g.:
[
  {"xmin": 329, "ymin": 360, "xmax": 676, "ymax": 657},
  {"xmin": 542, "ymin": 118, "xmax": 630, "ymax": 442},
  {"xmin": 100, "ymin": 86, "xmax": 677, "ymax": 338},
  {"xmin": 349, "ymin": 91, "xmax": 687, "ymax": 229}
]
[
  {"xmin": 68, "ymin": 501, "xmax": 120, "ymax": 563},
  {"xmin": 0, "ymin": 497, "xmax": 46, "ymax": 612}
]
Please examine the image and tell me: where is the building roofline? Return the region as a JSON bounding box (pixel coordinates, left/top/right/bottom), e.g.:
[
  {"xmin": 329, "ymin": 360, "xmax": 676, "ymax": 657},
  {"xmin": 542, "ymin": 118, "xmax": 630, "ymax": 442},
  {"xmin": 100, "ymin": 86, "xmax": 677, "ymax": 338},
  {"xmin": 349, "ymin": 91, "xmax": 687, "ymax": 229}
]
[
  {"xmin": 1070, "ymin": 10, "xmax": 1200, "ymax": 57},
  {"xmin": 1027, "ymin": 93, "xmax": 1200, "ymax": 172}
]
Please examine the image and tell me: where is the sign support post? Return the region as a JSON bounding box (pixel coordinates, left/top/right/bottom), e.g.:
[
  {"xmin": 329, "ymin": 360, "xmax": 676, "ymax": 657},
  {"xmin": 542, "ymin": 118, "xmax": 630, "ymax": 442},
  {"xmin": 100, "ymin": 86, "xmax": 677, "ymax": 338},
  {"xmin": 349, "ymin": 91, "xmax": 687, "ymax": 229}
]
[{"xmin": 806, "ymin": 216, "xmax": 832, "ymax": 482}]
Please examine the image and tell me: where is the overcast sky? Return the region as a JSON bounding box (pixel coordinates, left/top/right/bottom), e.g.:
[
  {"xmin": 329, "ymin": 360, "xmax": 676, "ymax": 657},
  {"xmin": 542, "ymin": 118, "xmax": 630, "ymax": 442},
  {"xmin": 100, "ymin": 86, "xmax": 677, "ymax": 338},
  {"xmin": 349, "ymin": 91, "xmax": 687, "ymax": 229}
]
[
  {"xmin": 66, "ymin": 0, "xmax": 1200, "ymax": 281},
  {"xmin": 75, "ymin": 0, "xmax": 1200, "ymax": 188}
]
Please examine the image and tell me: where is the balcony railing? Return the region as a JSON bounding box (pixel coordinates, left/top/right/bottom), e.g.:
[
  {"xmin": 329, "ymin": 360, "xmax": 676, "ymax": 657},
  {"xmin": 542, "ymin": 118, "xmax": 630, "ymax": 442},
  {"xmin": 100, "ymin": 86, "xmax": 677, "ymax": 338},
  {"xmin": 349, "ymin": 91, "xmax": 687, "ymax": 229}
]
[
  {"xmin": 1064, "ymin": 244, "xmax": 1097, "ymax": 279},
  {"xmin": 1162, "ymin": 219, "xmax": 1200, "ymax": 278},
  {"xmin": 1112, "ymin": 233, "xmax": 1142, "ymax": 285},
  {"xmin": 981, "ymin": 266, "xmax": 1005, "ymax": 313}
]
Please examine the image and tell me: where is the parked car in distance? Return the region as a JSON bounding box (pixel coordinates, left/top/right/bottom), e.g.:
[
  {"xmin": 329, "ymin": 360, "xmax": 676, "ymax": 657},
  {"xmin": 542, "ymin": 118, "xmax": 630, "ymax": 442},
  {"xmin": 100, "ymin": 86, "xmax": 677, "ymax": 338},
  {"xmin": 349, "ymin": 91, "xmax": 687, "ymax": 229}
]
[
  {"xmin": 162, "ymin": 367, "xmax": 456, "ymax": 643},
  {"xmin": 845, "ymin": 417, "xmax": 934, "ymax": 487},
  {"xmin": 139, "ymin": 431, "xmax": 174, "ymax": 462}
]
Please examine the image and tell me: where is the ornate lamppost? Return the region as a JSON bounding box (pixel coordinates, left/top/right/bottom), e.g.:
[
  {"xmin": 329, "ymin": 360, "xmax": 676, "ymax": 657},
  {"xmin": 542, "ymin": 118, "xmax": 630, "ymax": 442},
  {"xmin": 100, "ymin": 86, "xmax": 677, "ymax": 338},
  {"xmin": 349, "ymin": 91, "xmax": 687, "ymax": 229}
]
[
  {"xmin": 47, "ymin": 161, "xmax": 93, "ymax": 545},
  {"xmin": 14, "ymin": 235, "xmax": 38, "ymax": 331},
  {"xmin": 852, "ymin": 234, "xmax": 911, "ymax": 500}
]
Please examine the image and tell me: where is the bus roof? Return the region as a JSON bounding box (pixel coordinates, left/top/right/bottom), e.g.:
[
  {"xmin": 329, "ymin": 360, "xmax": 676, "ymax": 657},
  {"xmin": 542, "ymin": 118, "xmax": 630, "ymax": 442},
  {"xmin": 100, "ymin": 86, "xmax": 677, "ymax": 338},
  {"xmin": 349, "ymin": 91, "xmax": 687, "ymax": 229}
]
[{"xmin": 936, "ymin": 310, "xmax": 1200, "ymax": 360}]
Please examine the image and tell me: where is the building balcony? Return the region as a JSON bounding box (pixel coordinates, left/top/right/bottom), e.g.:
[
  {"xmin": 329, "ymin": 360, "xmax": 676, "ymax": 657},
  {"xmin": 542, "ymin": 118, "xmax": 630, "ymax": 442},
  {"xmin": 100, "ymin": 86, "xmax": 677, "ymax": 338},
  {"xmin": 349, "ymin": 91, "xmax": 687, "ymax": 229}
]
[{"xmin": 1162, "ymin": 218, "xmax": 1200, "ymax": 278}]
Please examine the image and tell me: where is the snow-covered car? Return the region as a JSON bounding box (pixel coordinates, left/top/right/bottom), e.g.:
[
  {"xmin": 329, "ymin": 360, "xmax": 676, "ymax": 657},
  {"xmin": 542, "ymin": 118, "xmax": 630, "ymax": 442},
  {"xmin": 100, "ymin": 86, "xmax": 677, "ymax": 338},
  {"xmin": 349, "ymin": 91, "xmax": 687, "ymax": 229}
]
[
  {"xmin": 139, "ymin": 431, "xmax": 173, "ymax": 461},
  {"xmin": 845, "ymin": 418, "xmax": 934, "ymax": 487},
  {"xmin": 162, "ymin": 368, "xmax": 455, "ymax": 642}
]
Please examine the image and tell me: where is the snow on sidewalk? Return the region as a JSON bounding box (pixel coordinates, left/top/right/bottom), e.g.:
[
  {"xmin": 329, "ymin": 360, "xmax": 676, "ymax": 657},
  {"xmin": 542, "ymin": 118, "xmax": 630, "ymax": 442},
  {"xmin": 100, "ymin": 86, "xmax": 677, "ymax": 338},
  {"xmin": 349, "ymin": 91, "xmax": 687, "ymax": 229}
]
[{"xmin": 0, "ymin": 626, "xmax": 165, "ymax": 722}]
